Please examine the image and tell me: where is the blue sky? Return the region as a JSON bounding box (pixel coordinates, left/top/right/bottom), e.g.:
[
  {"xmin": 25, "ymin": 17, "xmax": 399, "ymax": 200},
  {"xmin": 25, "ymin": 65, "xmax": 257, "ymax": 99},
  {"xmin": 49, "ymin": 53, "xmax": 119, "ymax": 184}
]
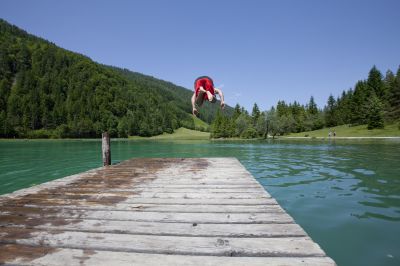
[{"xmin": 1, "ymin": 0, "xmax": 399, "ymax": 111}]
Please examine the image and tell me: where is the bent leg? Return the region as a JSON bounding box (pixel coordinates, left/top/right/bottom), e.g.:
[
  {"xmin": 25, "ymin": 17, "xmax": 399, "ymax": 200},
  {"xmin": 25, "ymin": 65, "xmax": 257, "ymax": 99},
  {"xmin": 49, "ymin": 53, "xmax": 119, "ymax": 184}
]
[
  {"xmin": 206, "ymin": 91, "xmax": 215, "ymax": 102},
  {"xmin": 195, "ymin": 90, "xmax": 205, "ymax": 106},
  {"xmin": 210, "ymin": 95, "xmax": 217, "ymax": 103}
]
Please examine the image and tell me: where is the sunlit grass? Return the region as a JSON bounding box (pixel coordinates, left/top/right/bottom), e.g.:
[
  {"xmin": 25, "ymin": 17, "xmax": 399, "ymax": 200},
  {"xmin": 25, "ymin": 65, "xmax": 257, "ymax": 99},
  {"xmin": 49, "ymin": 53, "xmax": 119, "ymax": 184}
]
[
  {"xmin": 287, "ymin": 123, "xmax": 400, "ymax": 138},
  {"xmin": 193, "ymin": 116, "xmax": 209, "ymax": 129},
  {"xmin": 129, "ymin": 127, "xmax": 210, "ymax": 140}
]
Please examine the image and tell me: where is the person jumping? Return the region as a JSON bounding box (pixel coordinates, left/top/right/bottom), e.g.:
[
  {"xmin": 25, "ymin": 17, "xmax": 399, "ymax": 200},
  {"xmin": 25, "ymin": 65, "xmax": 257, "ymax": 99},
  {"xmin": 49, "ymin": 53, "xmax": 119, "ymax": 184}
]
[{"xmin": 191, "ymin": 76, "xmax": 225, "ymax": 116}]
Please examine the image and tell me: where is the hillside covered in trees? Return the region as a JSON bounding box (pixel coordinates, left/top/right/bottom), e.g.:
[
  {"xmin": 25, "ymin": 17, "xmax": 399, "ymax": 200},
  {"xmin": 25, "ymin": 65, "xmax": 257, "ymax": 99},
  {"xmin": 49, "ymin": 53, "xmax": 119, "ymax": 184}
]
[
  {"xmin": 0, "ymin": 19, "xmax": 231, "ymax": 138},
  {"xmin": 211, "ymin": 66, "xmax": 400, "ymax": 138}
]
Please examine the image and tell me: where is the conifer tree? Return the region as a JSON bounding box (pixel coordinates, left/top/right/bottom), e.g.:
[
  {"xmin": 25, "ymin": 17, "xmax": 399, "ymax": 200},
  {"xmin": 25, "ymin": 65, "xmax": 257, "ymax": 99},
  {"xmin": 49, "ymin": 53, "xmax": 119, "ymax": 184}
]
[
  {"xmin": 251, "ymin": 103, "xmax": 260, "ymax": 126},
  {"xmin": 233, "ymin": 103, "xmax": 242, "ymax": 120},
  {"xmin": 367, "ymin": 65, "xmax": 385, "ymax": 99},
  {"xmin": 386, "ymin": 67, "xmax": 400, "ymax": 120},
  {"xmin": 367, "ymin": 94, "xmax": 385, "ymax": 129},
  {"xmin": 349, "ymin": 81, "xmax": 368, "ymax": 125},
  {"xmin": 276, "ymin": 100, "xmax": 288, "ymax": 117},
  {"xmin": 307, "ymin": 96, "xmax": 318, "ymax": 115},
  {"xmin": 325, "ymin": 95, "xmax": 337, "ymax": 127}
]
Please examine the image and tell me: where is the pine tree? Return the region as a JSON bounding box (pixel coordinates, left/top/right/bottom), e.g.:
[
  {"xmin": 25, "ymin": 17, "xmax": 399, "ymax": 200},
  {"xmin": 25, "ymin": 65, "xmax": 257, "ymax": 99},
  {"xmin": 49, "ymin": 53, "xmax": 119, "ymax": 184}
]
[
  {"xmin": 367, "ymin": 65, "xmax": 385, "ymax": 99},
  {"xmin": 233, "ymin": 103, "xmax": 242, "ymax": 120},
  {"xmin": 307, "ymin": 96, "xmax": 318, "ymax": 115},
  {"xmin": 336, "ymin": 89, "xmax": 353, "ymax": 124},
  {"xmin": 349, "ymin": 81, "xmax": 368, "ymax": 125},
  {"xmin": 325, "ymin": 95, "xmax": 337, "ymax": 127},
  {"xmin": 276, "ymin": 100, "xmax": 288, "ymax": 117},
  {"xmin": 211, "ymin": 110, "xmax": 223, "ymax": 138},
  {"xmin": 251, "ymin": 103, "xmax": 260, "ymax": 126},
  {"xmin": 387, "ymin": 67, "xmax": 400, "ymax": 120},
  {"xmin": 367, "ymin": 95, "xmax": 385, "ymax": 129}
]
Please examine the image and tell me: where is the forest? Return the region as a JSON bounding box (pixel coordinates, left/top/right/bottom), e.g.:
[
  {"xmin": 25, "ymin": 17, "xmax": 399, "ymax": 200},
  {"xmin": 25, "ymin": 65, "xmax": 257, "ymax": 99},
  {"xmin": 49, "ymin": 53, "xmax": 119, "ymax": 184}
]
[
  {"xmin": 0, "ymin": 19, "xmax": 231, "ymax": 138},
  {"xmin": 211, "ymin": 65, "xmax": 400, "ymax": 138}
]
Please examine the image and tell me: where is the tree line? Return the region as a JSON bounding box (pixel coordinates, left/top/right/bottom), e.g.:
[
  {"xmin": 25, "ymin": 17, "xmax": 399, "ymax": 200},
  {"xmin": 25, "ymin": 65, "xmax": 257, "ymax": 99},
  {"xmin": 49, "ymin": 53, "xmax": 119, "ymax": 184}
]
[
  {"xmin": 211, "ymin": 65, "xmax": 400, "ymax": 138},
  {"xmin": 0, "ymin": 19, "xmax": 230, "ymax": 138}
]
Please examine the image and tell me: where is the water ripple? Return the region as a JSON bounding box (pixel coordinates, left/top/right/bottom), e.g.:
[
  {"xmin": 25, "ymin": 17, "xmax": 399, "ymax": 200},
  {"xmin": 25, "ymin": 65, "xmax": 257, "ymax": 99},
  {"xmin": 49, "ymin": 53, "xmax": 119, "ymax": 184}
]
[{"xmin": 1, "ymin": 139, "xmax": 399, "ymax": 266}]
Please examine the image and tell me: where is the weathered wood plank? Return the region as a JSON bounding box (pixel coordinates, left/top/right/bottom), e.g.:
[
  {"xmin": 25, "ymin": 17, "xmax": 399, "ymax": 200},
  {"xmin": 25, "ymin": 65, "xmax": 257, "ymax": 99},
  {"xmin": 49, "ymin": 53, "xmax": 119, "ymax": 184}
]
[
  {"xmin": 24, "ymin": 189, "xmax": 269, "ymax": 196},
  {"xmin": 1, "ymin": 197, "xmax": 278, "ymax": 205},
  {"xmin": 0, "ymin": 208, "xmax": 294, "ymax": 223},
  {"xmin": 0, "ymin": 169, "xmax": 102, "ymax": 201},
  {"xmin": 40, "ymin": 179, "xmax": 261, "ymax": 187},
  {"xmin": 1, "ymin": 220, "xmax": 306, "ymax": 237},
  {"xmin": 1, "ymin": 203, "xmax": 284, "ymax": 213},
  {"xmin": 1, "ymin": 244, "xmax": 337, "ymax": 266},
  {"xmin": 51, "ymin": 188, "xmax": 266, "ymax": 193},
  {"xmin": 2, "ymin": 230, "xmax": 327, "ymax": 257},
  {"xmin": 120, "ymin": 197, "xmax": 276, "ymax": 205},
  {"xmin": 130, "ymin": 192, "xmax": 269, "ymax": 199},
  {"xmin": 63, "ymin": 184, "xmax": 263, "ymax": 189},
  {"xmin": 25, "ymin": 191, "xmax": 270, "ymax": 199}
]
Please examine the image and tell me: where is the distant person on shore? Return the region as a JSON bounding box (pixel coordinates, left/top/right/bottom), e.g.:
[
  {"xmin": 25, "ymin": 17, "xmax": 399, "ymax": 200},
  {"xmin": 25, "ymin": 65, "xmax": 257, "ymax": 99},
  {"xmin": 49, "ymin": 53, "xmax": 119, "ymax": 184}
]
[
  {"xmin": 191, "ymin": 76, "xmax": 225, "ymax": 116},
  {"xmin": 333, "ymin": 131, "xmax": 336, "ymax": 137},
  {"xmin": 328, "ymin": 130, "xmax": 332, "ymax": 138}
]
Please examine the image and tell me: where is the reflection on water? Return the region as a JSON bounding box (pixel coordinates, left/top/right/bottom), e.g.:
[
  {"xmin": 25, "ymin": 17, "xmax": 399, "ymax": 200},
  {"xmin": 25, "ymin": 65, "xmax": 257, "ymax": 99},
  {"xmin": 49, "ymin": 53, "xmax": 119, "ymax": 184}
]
[
  {"xmin": 238, "ymin": 141, "xmax": 400, "ymax": 223},
  {"xmin": 239, "ymin": 140, "xmax": 400, "ymax": 266},
  {"xmin": 0, "ymin": 139, "xmax": 399, "ymax": 266}
]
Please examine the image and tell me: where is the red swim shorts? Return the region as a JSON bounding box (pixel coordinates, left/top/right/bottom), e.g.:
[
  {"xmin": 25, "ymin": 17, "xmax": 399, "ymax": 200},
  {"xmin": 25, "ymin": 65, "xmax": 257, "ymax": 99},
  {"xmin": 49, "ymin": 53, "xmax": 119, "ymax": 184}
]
[{"xmin": 194, "ymin": 76, "xmax": 215, "ymax": 100}]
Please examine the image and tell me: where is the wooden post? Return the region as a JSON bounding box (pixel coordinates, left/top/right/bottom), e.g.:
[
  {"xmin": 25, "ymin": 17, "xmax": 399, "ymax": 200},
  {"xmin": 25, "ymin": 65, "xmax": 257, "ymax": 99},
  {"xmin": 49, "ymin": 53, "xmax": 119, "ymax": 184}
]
[{"xmin": 102, "ymin": 132, "xmax": 111, "ymax": 166}]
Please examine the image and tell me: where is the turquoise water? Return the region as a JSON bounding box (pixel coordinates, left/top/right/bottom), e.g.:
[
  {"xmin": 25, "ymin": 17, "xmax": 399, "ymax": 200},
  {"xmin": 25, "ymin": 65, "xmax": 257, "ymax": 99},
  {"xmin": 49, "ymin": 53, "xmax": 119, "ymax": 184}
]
[{"xmin": 1, "ymin": 139, "xmax": 399, "ymax": 266}]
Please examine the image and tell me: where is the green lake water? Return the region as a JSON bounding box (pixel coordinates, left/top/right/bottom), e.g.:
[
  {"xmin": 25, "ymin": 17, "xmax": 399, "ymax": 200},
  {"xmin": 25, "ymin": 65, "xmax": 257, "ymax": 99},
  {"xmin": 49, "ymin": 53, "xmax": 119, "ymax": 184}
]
[{"xmin": 0, "ymin": 139, "xmax": 399, "ymax": 266}]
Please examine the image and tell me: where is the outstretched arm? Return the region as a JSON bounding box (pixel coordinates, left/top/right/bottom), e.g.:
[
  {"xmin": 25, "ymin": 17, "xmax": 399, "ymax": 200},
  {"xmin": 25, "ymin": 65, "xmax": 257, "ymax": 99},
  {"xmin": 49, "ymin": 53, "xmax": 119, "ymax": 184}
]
[
  {"xmin": 215, "ymin": 88, "xmax": 225, "ymax": 109},
  {"xmin": 191, "ymin": 93, "xmax": 198, "ymax": 116}
]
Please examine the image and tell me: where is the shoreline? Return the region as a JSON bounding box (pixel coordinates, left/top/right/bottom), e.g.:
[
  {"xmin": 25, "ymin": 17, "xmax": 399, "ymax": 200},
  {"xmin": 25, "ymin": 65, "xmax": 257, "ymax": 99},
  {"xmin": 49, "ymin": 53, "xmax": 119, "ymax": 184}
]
[
  {"xmin": 283, "ymin": 136, "xmax": 400, "ymax": 139},
  {"xmin": 2, "ymin": 136, "xmax": 400, "ymax": 141}
]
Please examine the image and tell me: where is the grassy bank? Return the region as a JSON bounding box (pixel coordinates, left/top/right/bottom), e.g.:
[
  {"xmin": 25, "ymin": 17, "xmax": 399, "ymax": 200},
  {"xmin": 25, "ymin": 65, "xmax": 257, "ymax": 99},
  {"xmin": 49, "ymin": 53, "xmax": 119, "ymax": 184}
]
[
  {"xmin": 129, "ymin": 127, "xmax": 210, "ymax": 140},
  {"xmin": 286, "ymin": 123, "xmax": 400, "ymax": 138},
  {"xmin": 193, "ymin": 116, "xmax": 209, "ymax": 131}
]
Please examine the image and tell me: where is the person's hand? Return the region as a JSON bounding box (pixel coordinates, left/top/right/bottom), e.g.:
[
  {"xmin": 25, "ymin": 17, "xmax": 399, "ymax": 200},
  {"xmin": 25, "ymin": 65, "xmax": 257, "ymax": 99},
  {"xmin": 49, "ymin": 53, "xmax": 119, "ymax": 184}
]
[
  {"xmin": 192, "ymin": 107, "xmax": 199, "ymax": 116},
  {"xmin": 220, "ymin": 101, "xmax": 225, "ymax": 109}
]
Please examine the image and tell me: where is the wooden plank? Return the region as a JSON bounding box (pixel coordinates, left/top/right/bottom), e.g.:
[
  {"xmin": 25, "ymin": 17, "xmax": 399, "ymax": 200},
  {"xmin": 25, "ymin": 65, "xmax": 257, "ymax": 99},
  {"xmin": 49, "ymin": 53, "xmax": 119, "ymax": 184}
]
[
  {"xmin": 120, "ymin": 197, "xmax": 277, "ymax": 205},
  {"xmin": 128, "ymin": 192, "xmax": 270, "ymax": 199},
  {"xmin": 43, "ymin": 179, "xmax": 261, "ymax": 186},
  {"xmin": 52, "ymin": 188, "xmax": 266, "ymax": 193},
  {"xmin": 63, "ymin": 184, "xmax": 263, "ymax": 189},
  {"xmin": 2, "ymin": 203, "xmax": 284, "ymax": 213},
  {"xmin": 26, "ymin": 191, "xmax": 270, "ymax": 199},
  {"xmin": 148, "ymin": 180, "xmax": 260, "ymax": 184},
  {"xmin": 25, "ymin": 189, "xmax": 270, "ymax": 195},
  {"xmin": 1, "ymin": 244, "xmax": 337, "ymax": 266},
  {"xmin": 2, "ymin": 230, "xmax": 327, "ymax": 257},
  {"xmin": 0, "ymin": 208, "xmax": 294, "ymax": 223},
  {"xmin": 10, "ymin": 192, "xmax": 270, "ymax": 202},
  {"xmin": 1, "ymin": 197, "xmax": 278, "ymax": 206},
  {"xmin": 0, "ymin": 168, "xmax": 102, "ymax": 201},
  {"xmin": 2, "ymin": 220, "xmax": 307, "ymax": 237}
]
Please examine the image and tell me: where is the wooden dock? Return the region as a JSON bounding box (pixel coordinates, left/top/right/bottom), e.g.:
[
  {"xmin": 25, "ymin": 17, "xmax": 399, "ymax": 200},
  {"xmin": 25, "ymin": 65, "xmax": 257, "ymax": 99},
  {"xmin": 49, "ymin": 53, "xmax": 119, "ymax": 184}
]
[{"xmin": 0, "ymin": 158, "xmax": 335, "ymax": 265}]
